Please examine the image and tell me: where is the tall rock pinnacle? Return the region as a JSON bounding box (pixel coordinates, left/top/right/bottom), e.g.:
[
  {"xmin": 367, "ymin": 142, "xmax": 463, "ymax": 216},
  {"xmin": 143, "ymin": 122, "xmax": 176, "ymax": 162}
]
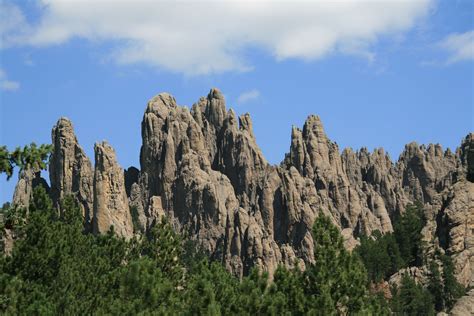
[
  {"xmin": 93, "ymin": 141, "xmax": 133, "ymax": 238},
  {"xmin": 49, "ymin": 117, "xmax": 94, "ymax": 229}
]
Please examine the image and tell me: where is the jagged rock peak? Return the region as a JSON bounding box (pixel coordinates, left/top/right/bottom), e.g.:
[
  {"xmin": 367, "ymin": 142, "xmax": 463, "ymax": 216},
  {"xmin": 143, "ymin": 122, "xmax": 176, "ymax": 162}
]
[
  {"xmin": 49, "ymin": 117, "xmax": 94, "ymax": 229},
  {"xmin": 401, "ymin": 141, "xmax": 423, "ymax": 157},
  {"xmin": 238, "ymin": 113, "xmax": 255, "ymax": 139},
  {"xmin": 303, "ymin": 114, "xmax": 327, "ymax": 140},
  {"xmin": 208, "ymin": 87, "xmax": 225, "ymax": 100},
  {"xmin": 93, "ymin": 141, "xmax": 133, "ymax": 238},
  {"xmin": 146, "ymin": 92, "xmax": 177, "ymax": 115},
  {"xmin": 286, "ymin": 125, "xmax": 309, "ymax": 175},
  {"xmin": 205, "ymin": 87, "xmax": 227, "ymax": 129},
  {"xmin": 53, "ymin": 116, "xmax": 75, "ymax": 133},
  {"xmin": 398, "ymin": 140, "xmax": 458, "ymax": 203}
]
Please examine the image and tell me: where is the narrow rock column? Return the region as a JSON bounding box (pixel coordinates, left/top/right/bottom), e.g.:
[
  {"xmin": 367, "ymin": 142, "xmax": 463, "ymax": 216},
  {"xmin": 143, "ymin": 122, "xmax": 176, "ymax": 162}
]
[
  {"xmin": 50, "ymin": 117, "xmax": 94, "ymax": 228},
  {"xmin": 93, "ymin": 141, "xmax": 133, "ymax": 238}
]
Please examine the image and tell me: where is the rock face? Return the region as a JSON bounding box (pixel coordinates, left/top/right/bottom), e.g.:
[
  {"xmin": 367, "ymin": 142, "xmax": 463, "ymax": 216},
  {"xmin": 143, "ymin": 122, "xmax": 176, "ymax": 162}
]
[
  {"xmin": 418, "ymin": 134, "xmax": 474, "ymax": 293},
  {"xmin": 11, "ymin": 89, "xmax": 473, "ymax": 285},
  {"xmin": 450, "ymin": 289, "xmax": 474, "ymax": 316},
  {"xmin": 134, "ymin": 88, "xmax": 472, "ymax": 278},
  {"xmin": 49, "ymin": 118, "xmax": 94, "ymax": 229},
  {"xmin": 93, "ymin": 142, "xmax": 133, "ymax": 238},
  {"xmin": 444, "ymin": 181, "xmax": 474, "ymax": 289}
]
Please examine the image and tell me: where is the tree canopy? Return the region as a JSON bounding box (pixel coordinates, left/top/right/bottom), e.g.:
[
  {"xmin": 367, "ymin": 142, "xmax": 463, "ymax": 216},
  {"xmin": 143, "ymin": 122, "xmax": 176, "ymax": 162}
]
[
  {"xmin": 0, "ymin": 143, "xmax": 52, "ymax": 180},
  {"xmin": 1, "ymin": 189, "xmax": 391, "ymax": 314}
]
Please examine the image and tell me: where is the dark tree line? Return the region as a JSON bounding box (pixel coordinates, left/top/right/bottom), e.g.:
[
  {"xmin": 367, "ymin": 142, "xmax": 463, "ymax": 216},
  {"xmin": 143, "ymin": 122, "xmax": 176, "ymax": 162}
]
[{"xmin": 1, "ymin": 187, "xmax": 390, "ymax": 315}]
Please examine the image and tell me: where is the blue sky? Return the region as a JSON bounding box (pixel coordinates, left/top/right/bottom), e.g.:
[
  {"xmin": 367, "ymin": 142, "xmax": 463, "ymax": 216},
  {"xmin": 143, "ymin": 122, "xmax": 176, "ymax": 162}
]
[{"xmin": 0, "ymin": 0, "xmax": 473, "ymax": 204}]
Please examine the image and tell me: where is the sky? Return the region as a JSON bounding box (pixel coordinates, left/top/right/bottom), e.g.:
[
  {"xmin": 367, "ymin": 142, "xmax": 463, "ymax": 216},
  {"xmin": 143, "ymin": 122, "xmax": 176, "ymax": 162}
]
[{"xmin": 0, "ymin": 0, "xmax": 473, "ymax": 204}]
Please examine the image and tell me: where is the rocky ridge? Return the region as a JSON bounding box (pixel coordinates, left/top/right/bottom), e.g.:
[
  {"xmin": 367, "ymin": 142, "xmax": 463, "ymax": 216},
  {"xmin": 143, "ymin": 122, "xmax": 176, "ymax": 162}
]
[{"xmin": 12, "ymin": 89, "xmax": 473, "ymax": 287}]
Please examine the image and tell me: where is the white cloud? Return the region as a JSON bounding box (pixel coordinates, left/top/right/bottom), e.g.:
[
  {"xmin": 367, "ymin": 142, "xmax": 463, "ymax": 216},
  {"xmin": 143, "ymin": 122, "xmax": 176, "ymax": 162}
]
[
  {"xmin": 439, "ymin": 30, "xmax": 474, "ymax": 64},
  {"xmin": 1, "ymin": 0, "xmax": 433, "ymax": 75},
  {"xmin": 237, "ymin": 89, "xmax": 260, "ymax": 104},
  {"xmin": 0, "ymin": 0, "xmax": 30, "ymax": 49},
  {"xmin": 0, "ymin": 69, "xmax": 20, "ymax": 91}
]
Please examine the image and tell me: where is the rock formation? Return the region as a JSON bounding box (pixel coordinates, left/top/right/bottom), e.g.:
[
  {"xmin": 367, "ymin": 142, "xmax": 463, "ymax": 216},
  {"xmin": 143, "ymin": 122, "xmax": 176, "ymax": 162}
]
[
  {"xmin": 49, "ymin": 118, "xmax": 94, "ymax": 229},
  {"xmin": 133, "ymin": 88, "xmax": 472, "ymax": 279},
  {"xmin": 434, "ymin": 180, "xmax": 474, "ymax": 289},
  {"xmin": 10, "ymin": 89, "xmax": 473, "ymax": 288},
  {"xmin": 450, "ymin": 289, "xmax": 474, "ymax": 316},
  {"xmin": 93, "ymin": 141, "xmax": 133, "ymax": 238},
  {"xmin": 12, "ymin": 167, "xmax": 49, "ymax": 208}
]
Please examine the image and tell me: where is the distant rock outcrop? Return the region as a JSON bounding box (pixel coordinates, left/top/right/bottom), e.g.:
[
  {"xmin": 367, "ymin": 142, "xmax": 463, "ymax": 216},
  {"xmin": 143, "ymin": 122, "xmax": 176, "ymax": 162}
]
[{"xmin": 10, "ymin": 89, "xmax": 473, "ymax": 285}]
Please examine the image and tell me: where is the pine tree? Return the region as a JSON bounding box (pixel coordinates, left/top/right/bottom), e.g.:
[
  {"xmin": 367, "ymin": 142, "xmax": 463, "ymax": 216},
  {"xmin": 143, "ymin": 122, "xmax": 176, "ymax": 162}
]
[
  {"xmin": 304, "ymin": 215, "xmax": 387, "ymax": 314},
  {"xmin": 0, "ymin": 143, "xmax": 52, "ymax": 180},
  {"xmin": 236, "ymin": 268, "xmax": 268, "ymax": 314},
  {"xmin": 440, "ymin": 254, "xmax": 464, "ymax": 310},
  {"xmin": 355, "ymin": 230, "xmax": 404, "ymax": 282},
  {"xmin": 184, "ymin": 259, "xmax": 240, "ymax": 315},
  {"xmin": 264, "ymin": 265, "xmax": 306, "ymax": 315},
  {"xmin": 427, "ymin": 260, "xmax": 445, "ymax": 312},
  {"xmin": 141, "ymin": 218, "xmax": 184, "ymax": 284},
  {"xmin": 391, "ymin": 275, "xmax": 435, "ymax": 316},
  {"xmin": 2, "ymin": 189, "xmax": 396, "ymax": 315},
  {"xmin": 394, "ymin": 202, "xmax": 426, "ymax": 267}
]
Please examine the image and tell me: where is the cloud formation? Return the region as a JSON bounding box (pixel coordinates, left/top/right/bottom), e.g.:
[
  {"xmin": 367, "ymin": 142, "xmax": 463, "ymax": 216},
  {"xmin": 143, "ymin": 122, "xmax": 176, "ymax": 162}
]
[
  {"xmin": 237, "ymin": 89, "xmax": 260, "ymax": 104},
  {"xmin": 0, "ymin": 69, "xmax": 20, "ymax": 91},
  {"xmin": 1, "ymin": 0, "xmax": 432, "ymax": 75},
  {"xmin": 439, "ymin": 30, "xmax": 474, "ymax": 64}
]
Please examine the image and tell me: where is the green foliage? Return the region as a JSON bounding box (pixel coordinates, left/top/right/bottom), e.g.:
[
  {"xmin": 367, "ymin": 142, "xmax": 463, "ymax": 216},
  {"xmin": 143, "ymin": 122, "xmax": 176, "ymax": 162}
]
[
  {"xmin": 427, "ymin": 260, "xmax": 444, "ymax": 312},
  {"xmin": 391, "ymin": 275, "xmax": 435, "ymax": 316},
  {"xmin": 0, "ymin": 195, "xmax": 391, "ymax": 314},
  {"xmin": 237, "ymin": 268, "xmax": 270, "ymax": 314},
  {"xmin": 304, "ymin": 215, "xmax": 372, "ymax": 314},
  {"xmin": 264, "ymin": 265, "xmax": 306, "ymax": 315},
  {"xmin": 439, "ymin": 253, "xmax": 464, "ymax": 310},
  {"xmin": 355, "ymin": 202, "xmax": 426, "ymax": 285},
  {"xmin": 394, "ymin": 202, "xmax": 426, "ymax": 267},
  {"xmin": 129, "ymin": 205, "xmax": 142, "ymax": 233},
  {"xmin": 426, "ymin": 251, "xmax": 465, "ymax": 312},
  {"xmin": 101, "ymin": 258, "xmax": 182, "ymax": 315},
  {"xmin": 0, "ymin": 203, "xmax": 27, "ymax": 234},
  {"xmin": 279, "ymin": 215, "xmax": 391, "ymax": 315},
  {"xmin": 184, "ymin": 259, "xmax": 240, "ymax": 315},
  {"xmin": 0, "ymin": 143, "xmax": 52, "ymax": 180},
  {"xmin": 0, "ymin": 187, "xmax": 183, "ymax": 314},
  {"xmin": 355, "ymin": 230, "xmax": 403, "ymax": 282},
  {"xmin": 355, "ymin": 201, "xmax": 465, "ymax": 314},
  {"xmin": 141, "ymin": 218, "xmax": 184, "ymax": 283}
]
